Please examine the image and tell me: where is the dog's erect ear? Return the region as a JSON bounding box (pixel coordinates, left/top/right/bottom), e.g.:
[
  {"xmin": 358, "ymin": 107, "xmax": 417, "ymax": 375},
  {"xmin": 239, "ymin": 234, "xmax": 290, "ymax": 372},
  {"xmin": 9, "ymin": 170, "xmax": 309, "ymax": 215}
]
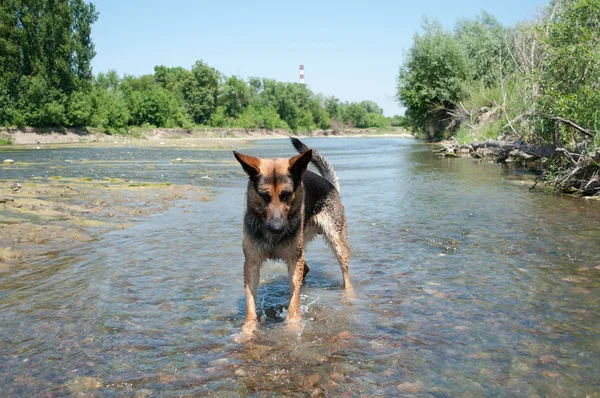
[
  {"xmin": 288, "ymin": 149, "xmax": 312, "ymax": 177},
  {"xmin": 233, "ymin": 151, "xmax": 261, "ymax": 177}
]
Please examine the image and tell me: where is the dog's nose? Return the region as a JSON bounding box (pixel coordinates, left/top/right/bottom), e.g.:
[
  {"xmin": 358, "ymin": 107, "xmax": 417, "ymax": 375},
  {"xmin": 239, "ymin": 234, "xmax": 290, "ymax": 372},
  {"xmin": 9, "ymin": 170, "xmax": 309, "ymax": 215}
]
[{"xmin": 268, "ymin": 219, "xmax": 284, "ymax": 233}]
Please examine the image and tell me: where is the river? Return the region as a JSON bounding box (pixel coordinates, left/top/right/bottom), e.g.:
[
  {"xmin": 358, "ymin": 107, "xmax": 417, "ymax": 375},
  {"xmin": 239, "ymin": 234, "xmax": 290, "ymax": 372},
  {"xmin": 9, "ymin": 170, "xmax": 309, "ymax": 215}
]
[{"xmin": 1, "ymin": 137, "xmax": 599, "ymax": 396}]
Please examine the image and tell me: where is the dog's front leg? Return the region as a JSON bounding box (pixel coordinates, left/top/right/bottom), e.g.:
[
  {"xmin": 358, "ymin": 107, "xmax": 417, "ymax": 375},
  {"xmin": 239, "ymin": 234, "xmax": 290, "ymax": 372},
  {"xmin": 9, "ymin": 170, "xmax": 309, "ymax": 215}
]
[
  {"xmin": 285, "ymin": 254, "xmax": 305, "ymax": 323},
  {"xmin": 243, "ymin": 246, "xmax": 265, "ymax": 329}
]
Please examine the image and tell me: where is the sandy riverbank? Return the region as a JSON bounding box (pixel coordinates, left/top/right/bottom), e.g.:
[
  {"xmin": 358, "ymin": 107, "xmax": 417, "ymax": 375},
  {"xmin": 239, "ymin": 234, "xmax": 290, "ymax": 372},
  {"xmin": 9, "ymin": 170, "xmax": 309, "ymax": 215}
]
[{"xmin": 0, "ymin": 127, "xmax": 413, "ymax": 146}]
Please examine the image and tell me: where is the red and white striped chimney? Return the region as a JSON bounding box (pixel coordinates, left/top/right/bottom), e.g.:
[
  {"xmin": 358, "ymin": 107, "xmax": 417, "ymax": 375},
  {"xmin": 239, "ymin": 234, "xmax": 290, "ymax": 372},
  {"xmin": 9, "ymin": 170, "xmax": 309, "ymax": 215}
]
[{"xmin": 299, "ymin": 65, "xmax": 304, "ymax": 84}]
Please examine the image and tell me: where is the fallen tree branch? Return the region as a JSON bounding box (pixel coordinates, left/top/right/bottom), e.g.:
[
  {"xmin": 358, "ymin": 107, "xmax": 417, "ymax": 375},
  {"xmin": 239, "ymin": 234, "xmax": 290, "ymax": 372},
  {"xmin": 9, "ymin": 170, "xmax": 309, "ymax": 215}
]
[
  {"xmin": 502, "ymin": 111, "xmax": 534, "ymax": 131},
  {"xmin": 555, "ymin": 148, "xmax": 579, "ymax": 167}
]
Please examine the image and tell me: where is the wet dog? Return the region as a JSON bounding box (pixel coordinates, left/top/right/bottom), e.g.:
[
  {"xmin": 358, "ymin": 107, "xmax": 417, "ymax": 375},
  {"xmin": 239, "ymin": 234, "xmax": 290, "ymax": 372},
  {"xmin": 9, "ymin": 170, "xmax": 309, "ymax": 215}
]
[{"xmin": 233, "ymin": 138, "xmax": 351, "ymax": 329}]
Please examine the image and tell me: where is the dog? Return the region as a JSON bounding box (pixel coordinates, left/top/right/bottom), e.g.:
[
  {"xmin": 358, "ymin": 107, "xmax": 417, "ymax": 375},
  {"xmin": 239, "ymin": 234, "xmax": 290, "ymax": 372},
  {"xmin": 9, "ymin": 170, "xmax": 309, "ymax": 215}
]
[{"xmin": 233, "ymin": 137, "xmax": 352, "ymax": 329}]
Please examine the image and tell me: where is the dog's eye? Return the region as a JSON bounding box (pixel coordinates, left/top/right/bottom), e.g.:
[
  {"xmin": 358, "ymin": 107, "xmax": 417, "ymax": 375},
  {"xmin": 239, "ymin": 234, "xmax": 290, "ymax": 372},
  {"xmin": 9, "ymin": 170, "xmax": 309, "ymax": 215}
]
[
  {"xmin": 280, "ymin": 191, "xmax": 292, "ymax": 202},
  {"xmin": 259, "ymin": 192, "xmax": 271, "ymax": 202}
]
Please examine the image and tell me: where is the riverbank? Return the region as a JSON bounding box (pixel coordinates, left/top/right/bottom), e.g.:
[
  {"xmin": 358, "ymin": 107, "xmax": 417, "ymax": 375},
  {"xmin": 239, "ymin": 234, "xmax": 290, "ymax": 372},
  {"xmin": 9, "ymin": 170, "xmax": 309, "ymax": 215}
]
[
  {"xmin": 434, "ymin": 137, "xmax": 600, "ymax": 199},
  {"xmin": 0, "ymin": 126, "xmax": 412, "ymax": 146},
  {"xmin": 0, "ymin": 176, "xmax": 211, "ymax": 271}
]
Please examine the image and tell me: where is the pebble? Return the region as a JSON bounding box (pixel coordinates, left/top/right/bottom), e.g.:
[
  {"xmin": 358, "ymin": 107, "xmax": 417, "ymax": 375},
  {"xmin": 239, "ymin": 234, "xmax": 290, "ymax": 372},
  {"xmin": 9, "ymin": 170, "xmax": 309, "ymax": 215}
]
[
  {"xmin": 543, "ymin": 371, "xmax": 560, "ymax": 378},
  {"xmin": 539, "ymin": 355, "xmax": 557, "ymax": 364},
  {"xmin": 397, "ymin": 381, "xmax": 424, "ymax": 393},
  {"xmin": 208, "ymin": 358, "xmax": 230, "ymax": 367},
  {"xmin": 0, "ymin": 196, "xmax": 14, "ymax": 203},
  {"xmin": 3, "ymin": 159, "xmax": 14, "ymax": 164},
  {"xmin": 66, "ymin": 376, "xmax": 103, "ymax": 393},
  {"xmin": 11, "ymin": 183, "xmax": 21, "ymax": 191},
  {"xmin": 234, "ymin": 368, "xmax": 246, "ymax": 377}
]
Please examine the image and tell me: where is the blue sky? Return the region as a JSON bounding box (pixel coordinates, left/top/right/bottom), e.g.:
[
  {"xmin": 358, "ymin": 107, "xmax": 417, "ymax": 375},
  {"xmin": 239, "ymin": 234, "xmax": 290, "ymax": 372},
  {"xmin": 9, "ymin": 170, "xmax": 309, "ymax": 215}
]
[{"xmin": 91, "ymin": 0, "xmax": 545, "ymax": 116}]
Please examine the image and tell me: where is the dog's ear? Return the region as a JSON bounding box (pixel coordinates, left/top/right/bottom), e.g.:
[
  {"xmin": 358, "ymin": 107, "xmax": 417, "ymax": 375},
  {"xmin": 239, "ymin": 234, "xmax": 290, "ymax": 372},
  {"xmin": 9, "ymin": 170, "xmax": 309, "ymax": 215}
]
[
  {"xmin": 233, "ymin": 151, "xmax": 260, "ymax": 177},
  {"xmin": 288, "ymin": 149, "xmax": 312, "ymax": 177}
]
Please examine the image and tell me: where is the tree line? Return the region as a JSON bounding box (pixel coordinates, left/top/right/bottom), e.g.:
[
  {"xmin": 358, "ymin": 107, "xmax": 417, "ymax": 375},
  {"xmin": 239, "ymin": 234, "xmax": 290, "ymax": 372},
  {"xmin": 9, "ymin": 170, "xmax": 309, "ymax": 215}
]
[
  {"xmin": 396, "ymin": 0, "xmax": 600, "ymax": 195},
  {"xmin": 396, "ymin": 0, "xmax": 599, "ymax": 147},
  {"xmin": 0, "ymin": 1, "xmax": 394, "ymax": 133}
]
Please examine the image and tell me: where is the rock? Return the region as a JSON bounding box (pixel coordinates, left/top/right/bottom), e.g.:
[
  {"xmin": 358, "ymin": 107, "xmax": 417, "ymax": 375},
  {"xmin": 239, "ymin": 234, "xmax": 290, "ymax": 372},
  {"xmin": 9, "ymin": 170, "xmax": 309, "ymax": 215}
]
[
  {"xmin": 11, "ymin": 183, "xmax": 21, "ymax": 191},
  {"xmin": 234, "ymin": 368, "xmax": 246, "ymax": 377},
  {"xmin": 0, "ymin": 196, "xmax": 14, "ymax": 203},
  {"xmin": 540, "ymin": 355, "xmax": 557, "ymax": 364},
  {"xmin": 3, "ymin": 159, "xmax": 14, "ymax": 164},
  {"xmin": 66, "ymin": 376, "xmax": 103, "ymax": 393},
  {"xmin": 397, "ymin": 381, "xmax": 424, "ymax": 393},
  {"xmin": 543, "ymin": 371, "xmax": 560, "ymax": 378},
  {"xmin": 208, "ymin": 358, "xmax": 230, "ymax": 367},
  {"xmin": 0, "ymin": 247, "xmax": 21, "ymax": 261},
  {"xmin": 134, "ymin": 389, "xmax": 153, "ymax": 398}
]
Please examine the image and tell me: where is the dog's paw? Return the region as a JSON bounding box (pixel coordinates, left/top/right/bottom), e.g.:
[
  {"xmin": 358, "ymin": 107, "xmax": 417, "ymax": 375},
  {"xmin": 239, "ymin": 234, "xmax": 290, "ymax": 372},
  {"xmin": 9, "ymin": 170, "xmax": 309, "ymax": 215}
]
[
  {"xmin": 242, "ymin": 320, "xmax": 258, "ymax": 334},
  {"xmin": 233, "ymin": 332, "xmax": 252, "ymax": 344},
  {"xmin": 284, "ymin": 319, "xmax": 304, "ymax": 337},
  {"xmin": 343, "ymin": 286, "xmax": 356, "ymax": 300},
  {"xmin": 233, "ymin": 321, "xmax": 258, "ymax": 344}
]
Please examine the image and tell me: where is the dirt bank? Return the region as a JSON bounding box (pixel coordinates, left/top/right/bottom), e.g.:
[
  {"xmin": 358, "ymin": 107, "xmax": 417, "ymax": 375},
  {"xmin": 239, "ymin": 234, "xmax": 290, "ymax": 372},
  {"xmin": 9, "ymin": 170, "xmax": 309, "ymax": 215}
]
[{"xmin": 0, "ymin": 127, "xmax": 412, "ymax": 146}]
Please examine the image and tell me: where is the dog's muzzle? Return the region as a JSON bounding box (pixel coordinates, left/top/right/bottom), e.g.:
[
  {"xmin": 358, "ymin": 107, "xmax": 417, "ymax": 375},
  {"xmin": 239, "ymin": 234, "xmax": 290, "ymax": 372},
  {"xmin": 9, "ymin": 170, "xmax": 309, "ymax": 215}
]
[{"xmin": 268, "ymin": 219, "xmax": 285, "ymax": 233}]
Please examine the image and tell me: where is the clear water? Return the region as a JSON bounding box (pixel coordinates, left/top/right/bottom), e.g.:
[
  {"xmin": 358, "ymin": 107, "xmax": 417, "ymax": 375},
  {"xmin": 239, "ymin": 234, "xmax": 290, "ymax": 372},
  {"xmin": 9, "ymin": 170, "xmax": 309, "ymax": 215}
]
[{"xmin": 1, "ymin": 138, "xmax": 599, "ymax": 396}]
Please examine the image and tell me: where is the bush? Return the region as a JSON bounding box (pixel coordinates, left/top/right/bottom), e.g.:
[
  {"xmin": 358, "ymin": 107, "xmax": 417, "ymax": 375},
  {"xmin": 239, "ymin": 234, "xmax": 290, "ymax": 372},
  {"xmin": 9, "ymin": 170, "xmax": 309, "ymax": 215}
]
[
  {"xmin": 68, "ymin": 90, "xmax": 94, "ymax": 126},
  {"xmin": 397, "ymin": 20, "xmax": 469, "ymax": 137},
  {"xmin": 91, "ymin": 89, "xmax": 130, "ymax": 132}
]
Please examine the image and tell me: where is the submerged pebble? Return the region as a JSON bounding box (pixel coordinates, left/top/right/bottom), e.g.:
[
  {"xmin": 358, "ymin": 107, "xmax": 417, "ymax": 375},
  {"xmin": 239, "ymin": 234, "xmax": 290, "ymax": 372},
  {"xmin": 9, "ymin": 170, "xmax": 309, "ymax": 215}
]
[
  {"xmin": 397, "ymin": 381, "xmax": 424, "ymax": 393},
  {"xmin": 66, "ymin": 376, "xmax": 104, "ymax": 393}
]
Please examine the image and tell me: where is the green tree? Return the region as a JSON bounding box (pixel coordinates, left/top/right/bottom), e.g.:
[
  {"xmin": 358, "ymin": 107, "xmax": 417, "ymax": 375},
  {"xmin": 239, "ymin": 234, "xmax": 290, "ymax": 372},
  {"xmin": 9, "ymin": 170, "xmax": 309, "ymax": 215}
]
[
  {"xmin": 0, "ymin": 0, "xmax": 98, "ymax": 126},
  {"xmin": 455, "ymin": 11, "xmax": 506, "ymax": 87},
  {"xmin": 396, "ymin": 19, "xmax": 469, "ymax": 137},
  {"xmin": 182, "ymin": 60, "xmax": 219, "ymax": 124},
  {"xmin": 219, "ymin": 75, "xmax": 251, "ymax": 118},
  {"xmin": 344, "ymin": 103, "xmax": 369, "ymax": 128},
  {"xmin": 536, "ymin": 0, "xmax": 600, "ymax": 141}
]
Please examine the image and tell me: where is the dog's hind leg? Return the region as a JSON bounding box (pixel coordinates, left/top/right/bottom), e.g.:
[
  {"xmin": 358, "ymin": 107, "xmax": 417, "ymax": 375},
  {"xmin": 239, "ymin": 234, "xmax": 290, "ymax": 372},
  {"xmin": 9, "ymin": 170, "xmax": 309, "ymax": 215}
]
[
  {"xmin": 317, "ymin": 214, "xmax": 352, "ymax": 290},
  {"xmin": 302, "ymin": 261, "xmax": 310, "ymax": 282}
]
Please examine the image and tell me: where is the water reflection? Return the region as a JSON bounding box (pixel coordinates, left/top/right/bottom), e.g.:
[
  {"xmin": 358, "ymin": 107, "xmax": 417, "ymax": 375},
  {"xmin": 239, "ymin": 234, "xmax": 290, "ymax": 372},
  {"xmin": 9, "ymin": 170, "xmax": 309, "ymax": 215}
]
[{"xmin": 1, "ymin": 138, "xmax": 599, "ymax": 396}]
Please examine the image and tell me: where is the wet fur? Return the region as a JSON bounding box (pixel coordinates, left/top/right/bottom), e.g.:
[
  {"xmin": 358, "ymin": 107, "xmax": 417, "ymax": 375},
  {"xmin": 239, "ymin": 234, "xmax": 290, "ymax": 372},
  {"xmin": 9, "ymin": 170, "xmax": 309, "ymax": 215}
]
[{"xmin": 233, "ymin": 139, "xmax": 352, "ymax": 327}]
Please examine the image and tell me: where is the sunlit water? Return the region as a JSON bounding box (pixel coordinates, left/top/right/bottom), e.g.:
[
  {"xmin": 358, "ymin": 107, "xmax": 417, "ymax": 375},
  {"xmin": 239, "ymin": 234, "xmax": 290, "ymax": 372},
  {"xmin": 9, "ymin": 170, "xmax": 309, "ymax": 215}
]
[{"xmin": 1, "ymin": 138, "xmax": 599, "ymax": 396}]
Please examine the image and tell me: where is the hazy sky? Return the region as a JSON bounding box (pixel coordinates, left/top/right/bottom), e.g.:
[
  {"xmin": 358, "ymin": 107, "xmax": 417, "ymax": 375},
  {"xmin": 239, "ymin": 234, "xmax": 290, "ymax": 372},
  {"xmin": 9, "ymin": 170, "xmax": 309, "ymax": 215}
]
[{"xmin": 91, "ymin": 0, "xmax": 545, "ymax": 116}]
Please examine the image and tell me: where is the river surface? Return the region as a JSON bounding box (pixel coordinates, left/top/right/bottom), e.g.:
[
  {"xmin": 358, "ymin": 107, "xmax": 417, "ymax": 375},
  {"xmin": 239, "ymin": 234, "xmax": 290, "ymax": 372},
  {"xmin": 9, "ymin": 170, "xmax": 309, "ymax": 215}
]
[{"xmin": 1, "ymin": 138, "xmax": 599, "ymax": 396}]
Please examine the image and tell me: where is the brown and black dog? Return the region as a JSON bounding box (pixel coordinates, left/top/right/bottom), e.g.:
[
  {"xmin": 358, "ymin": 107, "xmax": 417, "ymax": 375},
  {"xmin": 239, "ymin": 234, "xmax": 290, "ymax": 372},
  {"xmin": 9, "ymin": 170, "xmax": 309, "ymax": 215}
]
[{"xmin": 233, "ymin": 138, "xmax": 351, "ymax": 329}]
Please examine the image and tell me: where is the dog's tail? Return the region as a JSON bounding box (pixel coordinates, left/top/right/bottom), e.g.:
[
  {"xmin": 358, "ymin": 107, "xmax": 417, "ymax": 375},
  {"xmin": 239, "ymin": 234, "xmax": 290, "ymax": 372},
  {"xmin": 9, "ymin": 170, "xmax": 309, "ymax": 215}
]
[{"xmin": 290, "ymin": 137, "xmax": 340, "ymax": 192}]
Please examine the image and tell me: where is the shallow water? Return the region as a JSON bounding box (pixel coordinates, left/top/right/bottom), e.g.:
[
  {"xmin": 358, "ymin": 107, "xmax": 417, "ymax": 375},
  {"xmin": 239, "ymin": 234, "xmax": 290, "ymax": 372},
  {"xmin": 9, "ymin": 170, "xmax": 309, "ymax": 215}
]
[{"xmin": 1, "ymin": 138, "xmax": 600, "ymax": 396}]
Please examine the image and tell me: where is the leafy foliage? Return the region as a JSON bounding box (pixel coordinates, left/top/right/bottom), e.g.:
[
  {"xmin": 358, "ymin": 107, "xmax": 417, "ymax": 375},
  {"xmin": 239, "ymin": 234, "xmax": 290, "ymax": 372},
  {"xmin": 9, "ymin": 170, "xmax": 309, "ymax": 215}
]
[
  {"xmin": 536, "ymin": 0, "xmax": 600, "ymax": 142},
  {"xmin": 0, "ymin": 1, "xmax": 391, "ymax": 132},
  {"xmin": 396, "ymin": 20, "xmax": 470, "ymax": 138},
  {"xmin": 397, "ymin": 0, "xmax": 600, "ymax": 149}
]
